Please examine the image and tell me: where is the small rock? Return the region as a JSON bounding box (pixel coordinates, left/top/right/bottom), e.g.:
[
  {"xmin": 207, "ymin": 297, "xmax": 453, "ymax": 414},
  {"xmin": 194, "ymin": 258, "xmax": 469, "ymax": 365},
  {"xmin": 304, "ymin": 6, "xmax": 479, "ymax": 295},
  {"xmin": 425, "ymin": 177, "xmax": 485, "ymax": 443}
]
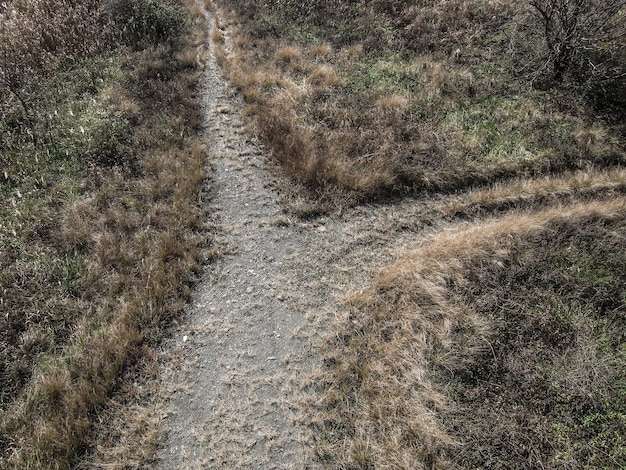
[{"xmin": 246, "ymin": 287, "xmax": 253, "ymax": 294}]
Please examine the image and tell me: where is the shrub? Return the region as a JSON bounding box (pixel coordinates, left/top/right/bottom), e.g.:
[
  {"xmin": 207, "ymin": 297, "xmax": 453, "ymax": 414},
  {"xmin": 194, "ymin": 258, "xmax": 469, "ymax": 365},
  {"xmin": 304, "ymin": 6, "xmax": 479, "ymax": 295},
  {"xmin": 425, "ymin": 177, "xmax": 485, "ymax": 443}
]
[{"xmin": 529, "ymin": 0, "xmax": 626, "ymax": 111}]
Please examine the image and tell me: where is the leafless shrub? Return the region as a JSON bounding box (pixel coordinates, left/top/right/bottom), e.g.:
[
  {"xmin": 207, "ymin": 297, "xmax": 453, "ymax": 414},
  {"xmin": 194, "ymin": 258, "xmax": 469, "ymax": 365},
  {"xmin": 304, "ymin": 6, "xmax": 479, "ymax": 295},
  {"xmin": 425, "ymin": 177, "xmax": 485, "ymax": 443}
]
[{"xmin": 529, "ymin": 0, "xmax": 626, "ymax": 109}]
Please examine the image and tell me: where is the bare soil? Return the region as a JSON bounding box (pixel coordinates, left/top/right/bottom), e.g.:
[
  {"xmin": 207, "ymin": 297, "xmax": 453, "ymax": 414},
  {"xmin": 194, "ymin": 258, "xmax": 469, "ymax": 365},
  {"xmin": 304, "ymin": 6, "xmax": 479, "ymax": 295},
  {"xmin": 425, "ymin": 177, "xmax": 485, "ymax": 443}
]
[{"xmin": 156, "ymin": 4, "xmax": 453, "ymax": 467}]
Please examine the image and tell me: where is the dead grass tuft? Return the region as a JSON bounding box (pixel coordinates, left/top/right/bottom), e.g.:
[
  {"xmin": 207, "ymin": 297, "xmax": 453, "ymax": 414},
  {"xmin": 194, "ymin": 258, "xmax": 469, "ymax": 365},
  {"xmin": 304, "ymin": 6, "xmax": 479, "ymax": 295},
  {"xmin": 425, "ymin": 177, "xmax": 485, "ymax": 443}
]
[
  {"xmin": 276, "ymin": 45, "xmax": 302, "ymax": 63},
  {"xmin": 376, "ymin": 94, "xmax": 409, "ymax": 110},
  {"xmin": 310, "ymin": 43, "xmax": 333, "ymax": 58},
  {"xmin": 573, "ymin": 125, "xmax": 608, "ymax": 149},
  {"xmin": 309, "ymin": 65, "xmax": 342, "ymax": 87},
  {"xmin": 426, "ymin": 63, "xmax": 448, "ymax": 91},
  {"xmin": 347, "ymin": 43, "xmax": 364, "ymax": 57}
]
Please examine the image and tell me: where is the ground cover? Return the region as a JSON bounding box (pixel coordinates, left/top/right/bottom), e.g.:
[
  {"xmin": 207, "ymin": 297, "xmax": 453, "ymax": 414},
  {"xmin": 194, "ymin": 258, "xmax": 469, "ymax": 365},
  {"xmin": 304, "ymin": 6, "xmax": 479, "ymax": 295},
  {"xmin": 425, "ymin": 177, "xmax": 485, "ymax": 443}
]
[
  {"xmin": 210, "ymin": 0, "xmax": 625, "ymax": 208},
  {"xmin": 0, "ymin": 0, "xmax": 211, "ymax": 467},
  {"xmin": 314, "ymin": 199, "xmax": 626, "ymax": 469}
]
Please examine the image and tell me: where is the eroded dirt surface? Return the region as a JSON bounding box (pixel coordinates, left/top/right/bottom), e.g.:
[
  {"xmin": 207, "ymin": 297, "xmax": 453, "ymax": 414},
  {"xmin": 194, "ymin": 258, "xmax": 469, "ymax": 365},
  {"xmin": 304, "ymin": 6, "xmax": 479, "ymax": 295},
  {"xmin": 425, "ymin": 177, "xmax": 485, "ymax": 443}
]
[
  {"xmin": 159, "ymin": 47, "xmax": 324, "ymax": 467},
  {"xmin": 157, "ymin": 5, "xmax": 449, "ymax": 468}
]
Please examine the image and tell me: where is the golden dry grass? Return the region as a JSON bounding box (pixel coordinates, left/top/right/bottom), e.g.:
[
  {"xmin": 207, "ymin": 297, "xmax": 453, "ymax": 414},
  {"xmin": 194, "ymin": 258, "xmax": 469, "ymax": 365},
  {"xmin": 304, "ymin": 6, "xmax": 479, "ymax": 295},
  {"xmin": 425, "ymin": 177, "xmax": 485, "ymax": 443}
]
[
  {"xmin": 313, "ymin": 197, "xmax": 626, "ymax": 468},
  {"xmin": 442, "ymin": 167, "xmax": 626, "ymax": 217}
]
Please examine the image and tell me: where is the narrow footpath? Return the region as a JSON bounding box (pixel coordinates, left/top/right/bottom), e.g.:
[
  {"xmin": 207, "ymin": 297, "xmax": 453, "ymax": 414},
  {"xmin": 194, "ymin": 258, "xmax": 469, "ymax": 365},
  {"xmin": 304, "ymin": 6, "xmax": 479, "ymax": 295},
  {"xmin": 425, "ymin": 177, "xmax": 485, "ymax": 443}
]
[
  {"xmin": 159, "ymin": 15, "xmax": 320, "ymax": 467},
  {"xmin": 158, "ymin": 5, "xmax": 448, "ymax": 468}
]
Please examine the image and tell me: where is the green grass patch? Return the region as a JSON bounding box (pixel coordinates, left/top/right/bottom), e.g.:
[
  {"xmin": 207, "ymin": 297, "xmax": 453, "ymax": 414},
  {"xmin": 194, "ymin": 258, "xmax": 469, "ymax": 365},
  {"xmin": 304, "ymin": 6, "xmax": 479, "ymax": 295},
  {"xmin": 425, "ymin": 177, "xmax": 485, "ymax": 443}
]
[{"xmin": 344, "ymin": 54, "xmax": 423, "ymax": 96}]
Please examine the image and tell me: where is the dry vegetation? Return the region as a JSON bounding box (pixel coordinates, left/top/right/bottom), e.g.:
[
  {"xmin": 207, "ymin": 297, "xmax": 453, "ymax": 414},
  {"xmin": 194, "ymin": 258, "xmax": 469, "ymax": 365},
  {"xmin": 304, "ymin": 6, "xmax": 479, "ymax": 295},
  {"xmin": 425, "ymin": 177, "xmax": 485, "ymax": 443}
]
[
  {"xmin": 209, "ymin": 0, "xmax": 625, "ymax": 208},
  {"xmin": 192, "ymin": 0, "xmax": 625, "ymax": 467},
  {"xmin": 2, "ymin": 0, "xmax": 624, "ymax": 468},
  {"xmin": 0, "ymin": 0, "xmax": 211, "ymax": 467},
  {"xmin": 314, "ymin": 199, "xmax": 626, "ymax": 469}
]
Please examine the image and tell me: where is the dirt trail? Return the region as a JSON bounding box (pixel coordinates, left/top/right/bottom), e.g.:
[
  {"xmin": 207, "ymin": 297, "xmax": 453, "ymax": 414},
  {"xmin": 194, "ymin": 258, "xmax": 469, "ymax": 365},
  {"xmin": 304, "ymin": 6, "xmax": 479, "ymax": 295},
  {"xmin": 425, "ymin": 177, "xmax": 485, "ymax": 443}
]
[{"xmin": 158, "ymin": 5, "xmax": 450, "ymax": 468}]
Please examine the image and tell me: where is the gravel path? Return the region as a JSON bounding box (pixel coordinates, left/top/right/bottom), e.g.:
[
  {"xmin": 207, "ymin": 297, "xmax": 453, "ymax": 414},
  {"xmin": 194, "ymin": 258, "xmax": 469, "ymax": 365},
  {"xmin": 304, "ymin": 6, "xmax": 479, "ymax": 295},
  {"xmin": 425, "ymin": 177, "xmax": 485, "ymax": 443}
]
[
  {"xmin": 157, "ymin": 4, "xmax": 448, "ymax": 468},
  {"xmin": 158, "ymin": 6, "xmax": 327, "ymax": 466}
]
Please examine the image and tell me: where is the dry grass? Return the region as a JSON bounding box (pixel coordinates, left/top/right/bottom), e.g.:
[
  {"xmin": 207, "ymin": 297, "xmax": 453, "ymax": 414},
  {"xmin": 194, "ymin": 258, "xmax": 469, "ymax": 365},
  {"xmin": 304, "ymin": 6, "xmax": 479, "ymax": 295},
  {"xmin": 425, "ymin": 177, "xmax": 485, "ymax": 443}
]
[
  {"xmin": 310, "ymin": 43, "xmax": 333, "ymax": 58},
  {"xmin": 442, "ymin": 167, "xmax": 626, "ymax": 217},
  {"xmin": 313, "ymin": 197, "xmax": 626, "ymax": 468},
  {"xmin": 2, "ymin": 0, "xmax": 623, "ymax": 467},
  {"xmin": 208, "ymin": 0, "xmax": 625, "ymax": 210},
  {"xmin": 276, "ymin": 45, "xmax": 303, "ymax": 63},
  {"xmin": 0, "ymin": 0, "xmax": 211, "ymax": 467},
  {"xmin": 376, "ymin": 94, "xmax": 410, "ymax": 111}
]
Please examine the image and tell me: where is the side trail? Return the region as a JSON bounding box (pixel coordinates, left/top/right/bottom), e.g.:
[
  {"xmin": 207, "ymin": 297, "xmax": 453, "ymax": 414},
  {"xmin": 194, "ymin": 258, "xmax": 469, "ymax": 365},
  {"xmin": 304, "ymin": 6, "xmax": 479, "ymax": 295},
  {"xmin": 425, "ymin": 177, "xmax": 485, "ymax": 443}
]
[{"xmin": 158, "ymin": 5, "xmax": 449, "ymax": 468}]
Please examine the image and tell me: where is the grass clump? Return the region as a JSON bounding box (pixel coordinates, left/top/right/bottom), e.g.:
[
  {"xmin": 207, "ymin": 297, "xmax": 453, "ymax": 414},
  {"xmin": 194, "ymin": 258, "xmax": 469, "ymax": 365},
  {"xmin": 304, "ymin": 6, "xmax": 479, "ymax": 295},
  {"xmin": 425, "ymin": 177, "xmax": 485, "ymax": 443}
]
[
  {"xmin": 313, "ymin": 199, "xmax": 626, "ymax": 468},
  {"xmin": 0, "ymin": 0, "xmax": 210, "ymax": 467},
  {"xmin": 209, "ymin": 0, "xmax": 625, "ymax": 209}
]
